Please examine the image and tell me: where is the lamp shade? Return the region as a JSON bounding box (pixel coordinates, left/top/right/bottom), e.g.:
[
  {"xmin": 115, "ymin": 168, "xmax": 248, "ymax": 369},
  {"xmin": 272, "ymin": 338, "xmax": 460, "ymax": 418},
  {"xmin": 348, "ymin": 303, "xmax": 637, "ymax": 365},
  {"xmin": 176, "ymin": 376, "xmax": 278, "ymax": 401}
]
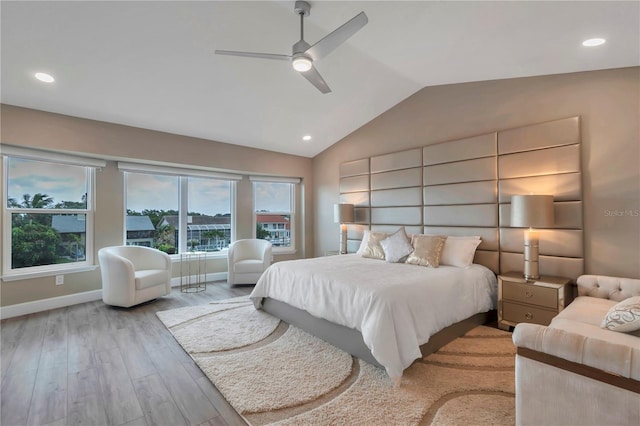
[
  {"xmin": 510, "ymin": 195, "xmax": 554, "ymax": 228},
  {"xmin": 334, "ymin": 203, "xmax": 354, "ymax": 224}
]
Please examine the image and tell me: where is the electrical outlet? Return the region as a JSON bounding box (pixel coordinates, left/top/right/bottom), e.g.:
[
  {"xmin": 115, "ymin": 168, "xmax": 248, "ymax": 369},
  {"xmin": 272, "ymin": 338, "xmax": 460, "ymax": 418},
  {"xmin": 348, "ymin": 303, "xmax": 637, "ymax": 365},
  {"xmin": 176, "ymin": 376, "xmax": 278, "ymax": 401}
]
[{"xmin": 55, "ymin": 275, "xmax": 64, "ymax": 285}]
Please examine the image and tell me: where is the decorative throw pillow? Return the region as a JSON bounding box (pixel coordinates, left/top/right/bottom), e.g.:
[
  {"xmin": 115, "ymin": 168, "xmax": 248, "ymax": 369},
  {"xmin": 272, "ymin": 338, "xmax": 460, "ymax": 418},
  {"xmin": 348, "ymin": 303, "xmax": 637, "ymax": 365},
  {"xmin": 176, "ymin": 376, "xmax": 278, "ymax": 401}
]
[
  {"xmin": 601, "ymin": 296, "xmax": 640, "ymax": 333},
  {"xmin": 405, "ymin": 235, "xmax": 447, "ymax": 267},
  {"xmin": 439, "ymin": 236, "xmax": 482, "ymax": 267},
  {"xmin": 361, "ymin": 231, "xmax": 388, "ymax": 260},
  {"xmin": 380, "ymin": 228, "xmax": 413, "ymax": 263},
  {"xmin": 356, "ymin": 230, "xmax": 371, "ymax": 255}
]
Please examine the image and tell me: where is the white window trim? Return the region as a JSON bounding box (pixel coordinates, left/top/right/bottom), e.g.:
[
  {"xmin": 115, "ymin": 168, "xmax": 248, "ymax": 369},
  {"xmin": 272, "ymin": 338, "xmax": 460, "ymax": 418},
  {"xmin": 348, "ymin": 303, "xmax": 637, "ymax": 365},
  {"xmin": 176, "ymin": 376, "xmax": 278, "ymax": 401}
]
[
  {"xmin": 249, "ymin": 176, "xmax": 301, "ymax": 184},
  {"xmin": 1, "ymin": 144, "xmax": 106, "ymax": 168},
  {"xmin": 119, "ymin": 162, "xmax": 242, "ymax": 180},
  {"xmin": 2, "ymin": 153, "xmax": 99, "ymax": 279}
]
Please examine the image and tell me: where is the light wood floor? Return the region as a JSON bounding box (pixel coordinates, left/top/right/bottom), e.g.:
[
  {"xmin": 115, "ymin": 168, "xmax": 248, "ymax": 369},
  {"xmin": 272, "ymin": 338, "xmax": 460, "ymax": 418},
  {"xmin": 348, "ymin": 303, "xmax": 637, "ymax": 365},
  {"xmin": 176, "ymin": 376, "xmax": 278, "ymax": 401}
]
[{"xmin": 1, "ymin": 282, "xmax": 253, "ymax": 426}]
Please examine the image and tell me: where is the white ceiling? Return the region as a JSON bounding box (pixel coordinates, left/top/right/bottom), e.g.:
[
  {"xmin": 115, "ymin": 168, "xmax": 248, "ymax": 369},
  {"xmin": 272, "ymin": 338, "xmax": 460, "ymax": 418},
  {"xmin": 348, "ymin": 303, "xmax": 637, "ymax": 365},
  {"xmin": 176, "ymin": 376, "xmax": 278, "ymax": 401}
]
[{"xmin": 2, "ymin": 1, "xmax": 638, "ymax": 158}]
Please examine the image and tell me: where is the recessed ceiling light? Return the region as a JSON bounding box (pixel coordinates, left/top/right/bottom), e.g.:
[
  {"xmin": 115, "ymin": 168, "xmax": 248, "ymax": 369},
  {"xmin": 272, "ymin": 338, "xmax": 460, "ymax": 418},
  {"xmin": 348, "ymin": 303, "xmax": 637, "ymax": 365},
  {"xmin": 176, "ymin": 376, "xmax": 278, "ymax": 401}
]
[
  {"xmin": 582, "ymin": 38, "xmax": 606, "ymax": 47},
  {"xmin": 302, "ymin": 135, "xmax": 312, "ymax": 141},
  {"xmin": 35, "ymin": 72, "xmax": 55, "ymax": 83}
]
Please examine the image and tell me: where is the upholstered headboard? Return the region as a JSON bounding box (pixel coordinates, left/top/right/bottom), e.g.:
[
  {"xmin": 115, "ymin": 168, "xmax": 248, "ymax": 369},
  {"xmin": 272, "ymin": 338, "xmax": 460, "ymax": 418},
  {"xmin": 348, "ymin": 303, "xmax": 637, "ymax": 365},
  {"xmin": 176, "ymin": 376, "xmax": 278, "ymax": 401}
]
[{"xmin": 339, "ymin": 116, "xmax": 584, "ymax": 280}]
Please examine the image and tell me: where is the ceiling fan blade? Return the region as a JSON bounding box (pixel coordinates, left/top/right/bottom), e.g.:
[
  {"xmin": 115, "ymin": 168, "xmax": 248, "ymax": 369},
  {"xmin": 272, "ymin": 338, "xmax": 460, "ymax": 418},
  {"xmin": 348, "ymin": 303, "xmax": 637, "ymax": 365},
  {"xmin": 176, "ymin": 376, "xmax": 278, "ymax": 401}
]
[
  {"xmin": 305, "ymin": 11, "xmax": 368, "ymax": 61},
  {"xmin": 300, "ymin": 65, "xmax": 331, "ymax": 94},
  {"xmin": 215, "ymin": 50, "xmax": 291, "ymax": 61}
]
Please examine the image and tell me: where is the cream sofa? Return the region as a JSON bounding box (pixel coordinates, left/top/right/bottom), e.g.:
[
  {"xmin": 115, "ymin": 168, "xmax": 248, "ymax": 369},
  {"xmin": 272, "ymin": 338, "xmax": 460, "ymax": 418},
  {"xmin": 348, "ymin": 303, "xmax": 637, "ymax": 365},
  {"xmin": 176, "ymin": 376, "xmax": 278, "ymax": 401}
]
[{"xmin": 512, "ymin": 274, "xmax": 640, "ymax": 426}]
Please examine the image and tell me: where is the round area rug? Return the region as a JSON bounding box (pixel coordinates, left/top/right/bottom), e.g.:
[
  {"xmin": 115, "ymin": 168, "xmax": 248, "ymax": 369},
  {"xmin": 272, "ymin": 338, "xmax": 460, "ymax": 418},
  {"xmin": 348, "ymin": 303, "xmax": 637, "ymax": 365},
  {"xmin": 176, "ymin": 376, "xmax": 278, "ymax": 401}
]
[
  {"xmin": 157, "ymin": 298, "xmax": 515, "ymax": 425},
  {"xmin": 159, "ymin": 303, "xmax": 280, "ymax": 353}
]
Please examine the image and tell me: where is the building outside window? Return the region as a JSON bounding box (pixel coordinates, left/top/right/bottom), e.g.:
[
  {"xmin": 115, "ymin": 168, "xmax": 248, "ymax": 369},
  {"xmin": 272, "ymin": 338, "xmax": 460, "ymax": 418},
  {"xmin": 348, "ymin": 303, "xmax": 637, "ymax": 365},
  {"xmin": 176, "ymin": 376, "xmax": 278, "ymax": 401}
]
[
  {"xmin": 123, "ymin": 165, "xmax": 238, "ymax": 254},
  {"xmin": 252, "ymin": 179, "xmax": 297, "ymax": 251},
  {"xmin": 2, "ymin": 150, "xmax": 103, "ymax": 277}
]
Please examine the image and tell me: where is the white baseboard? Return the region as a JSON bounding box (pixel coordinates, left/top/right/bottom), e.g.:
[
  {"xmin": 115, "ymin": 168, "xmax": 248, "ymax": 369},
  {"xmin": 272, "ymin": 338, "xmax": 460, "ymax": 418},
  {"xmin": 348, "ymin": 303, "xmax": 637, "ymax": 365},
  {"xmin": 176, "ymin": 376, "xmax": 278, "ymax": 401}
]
[
  {"xmin": 1, "ymin": 272, "xmax": 229, "ymax": 320},
  {"xmin": 0, "ymin": 289, "xmax": 103, "ymax": 320}
]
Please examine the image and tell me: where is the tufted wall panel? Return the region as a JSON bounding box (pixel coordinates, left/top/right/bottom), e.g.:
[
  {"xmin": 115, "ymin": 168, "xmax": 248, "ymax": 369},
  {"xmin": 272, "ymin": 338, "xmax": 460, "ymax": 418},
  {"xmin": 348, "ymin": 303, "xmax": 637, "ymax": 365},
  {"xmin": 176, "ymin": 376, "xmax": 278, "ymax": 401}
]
[
  {"xmin": 338, "ymin": 116, "xmax": 583, "ymax": 279},
  {"xmin": 497, "ymin": 117, "xmax": 583, "ymax": 280}
]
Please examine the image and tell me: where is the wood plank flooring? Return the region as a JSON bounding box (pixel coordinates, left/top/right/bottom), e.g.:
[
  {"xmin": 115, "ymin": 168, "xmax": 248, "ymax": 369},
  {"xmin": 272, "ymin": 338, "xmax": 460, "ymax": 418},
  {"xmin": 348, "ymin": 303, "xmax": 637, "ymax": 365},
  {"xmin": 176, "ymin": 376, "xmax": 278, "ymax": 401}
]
[{"xmin": 1, "ymin": 282, "xmax": 252, "ymax": 426}]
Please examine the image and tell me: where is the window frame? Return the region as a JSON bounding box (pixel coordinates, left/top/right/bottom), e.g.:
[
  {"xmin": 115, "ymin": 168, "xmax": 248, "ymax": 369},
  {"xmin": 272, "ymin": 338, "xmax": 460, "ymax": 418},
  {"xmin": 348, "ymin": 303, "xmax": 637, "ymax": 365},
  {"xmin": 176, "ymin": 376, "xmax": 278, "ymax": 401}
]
[
  {"xmin": 251, "ymin": 178, "xmax": 298, "ymax": 254},
  {"xmin": 121, "ymin": 163, "xmax": 240, "ymax": 258},
  {"xmin": 2, "ymin": 151, "xmax": 103, "ymax": 280}
]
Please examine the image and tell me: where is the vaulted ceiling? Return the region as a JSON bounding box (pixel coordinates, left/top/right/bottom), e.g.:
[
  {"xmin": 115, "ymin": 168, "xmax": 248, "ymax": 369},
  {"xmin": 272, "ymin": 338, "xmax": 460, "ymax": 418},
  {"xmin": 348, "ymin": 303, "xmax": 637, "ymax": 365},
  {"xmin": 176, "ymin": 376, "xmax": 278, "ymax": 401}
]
[{"xmin": 2, "ymin": 1, "xmax": 638, "ymax": 157}]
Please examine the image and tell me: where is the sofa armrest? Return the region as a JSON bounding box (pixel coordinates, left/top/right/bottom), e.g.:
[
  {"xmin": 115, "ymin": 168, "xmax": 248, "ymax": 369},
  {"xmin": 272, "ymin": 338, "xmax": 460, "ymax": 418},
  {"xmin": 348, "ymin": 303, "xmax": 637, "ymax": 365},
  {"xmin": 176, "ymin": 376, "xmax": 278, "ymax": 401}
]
[{"xmin": 513, "ymin": 323, "xmax": 640, "ymax": 381}]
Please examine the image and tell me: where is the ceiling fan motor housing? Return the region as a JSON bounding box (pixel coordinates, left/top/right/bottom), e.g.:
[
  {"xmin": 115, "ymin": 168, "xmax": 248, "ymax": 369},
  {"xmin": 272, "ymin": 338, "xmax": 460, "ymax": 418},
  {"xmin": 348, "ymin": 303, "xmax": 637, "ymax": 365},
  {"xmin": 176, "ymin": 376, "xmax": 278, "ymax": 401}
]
[
  {"xmin": 292, "ymin": 39, "xmax": 311, "ymax": 55},
  {"xmin": 294, "ymin": 1, "xmax": 310, "ymax": 17}
]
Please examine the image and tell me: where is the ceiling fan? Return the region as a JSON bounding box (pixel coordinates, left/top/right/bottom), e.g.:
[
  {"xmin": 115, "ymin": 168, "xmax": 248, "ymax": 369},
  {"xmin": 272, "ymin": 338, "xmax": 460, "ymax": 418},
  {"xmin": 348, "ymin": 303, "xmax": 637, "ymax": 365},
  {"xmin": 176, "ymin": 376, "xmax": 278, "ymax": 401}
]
[{"xmin": 215, "ymin": 1, "xmax": 368, "ymax": 94}]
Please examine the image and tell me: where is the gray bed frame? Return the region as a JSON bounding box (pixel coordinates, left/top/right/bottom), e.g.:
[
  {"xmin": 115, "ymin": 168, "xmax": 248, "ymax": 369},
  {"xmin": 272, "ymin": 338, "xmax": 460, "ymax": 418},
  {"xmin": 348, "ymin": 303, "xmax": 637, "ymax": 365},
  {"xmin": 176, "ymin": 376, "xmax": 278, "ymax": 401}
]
[{"xmin": 261, "ymin": 297, "xmax": 496, "ymax": 369}]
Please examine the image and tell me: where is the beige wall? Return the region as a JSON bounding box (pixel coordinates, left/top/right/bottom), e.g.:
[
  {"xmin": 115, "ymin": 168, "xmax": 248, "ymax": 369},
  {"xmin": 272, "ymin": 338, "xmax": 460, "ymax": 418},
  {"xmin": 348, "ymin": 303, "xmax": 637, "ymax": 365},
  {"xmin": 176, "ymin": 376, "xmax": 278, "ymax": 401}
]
[
  {"xmin": 1, "ymin": 105, "xmax": 313, "ymax": 306},
  {"xmin": 312, "ymin": 67, "xmax": 640, "ymax": 279}
]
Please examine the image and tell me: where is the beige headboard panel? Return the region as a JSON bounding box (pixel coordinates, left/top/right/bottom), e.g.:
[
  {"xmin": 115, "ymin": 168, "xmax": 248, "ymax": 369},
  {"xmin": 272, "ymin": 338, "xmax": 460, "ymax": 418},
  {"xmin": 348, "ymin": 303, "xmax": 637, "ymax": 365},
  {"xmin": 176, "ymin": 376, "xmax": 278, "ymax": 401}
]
[
  {"xmin": 369, "ymin": 148, "xmax": 423, "ymax": 236},
  {"xmin": 423, "ymin": 133, "xmax": 499, "ymax": 272},
  {"xmin": 338, "ymin": 116, "xmax": 584, "ymax": 279},
  {"xmin": 497, "ymin": 116, "xmax": 583, "ymax": 279}
]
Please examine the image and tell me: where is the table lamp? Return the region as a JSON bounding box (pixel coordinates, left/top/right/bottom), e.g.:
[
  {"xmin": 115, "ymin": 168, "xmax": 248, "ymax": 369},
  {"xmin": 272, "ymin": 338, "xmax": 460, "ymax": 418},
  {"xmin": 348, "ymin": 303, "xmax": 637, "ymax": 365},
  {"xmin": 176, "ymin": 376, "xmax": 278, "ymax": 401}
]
[
  {"xmin": 510, "ymin": 195, "xmax": 554, "ymax": 280},
  {"xmin": 334, "ymin": 203, "xmax": 354, "ymax": 254}
]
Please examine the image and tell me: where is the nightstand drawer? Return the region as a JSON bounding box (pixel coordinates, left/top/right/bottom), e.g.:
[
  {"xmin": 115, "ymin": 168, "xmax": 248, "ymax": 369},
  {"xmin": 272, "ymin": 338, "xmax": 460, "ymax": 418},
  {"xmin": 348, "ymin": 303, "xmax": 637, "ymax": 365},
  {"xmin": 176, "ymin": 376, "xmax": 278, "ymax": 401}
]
[
  {"xmin": 502, "ymin": 281, "xmax": 558, "ymax": 309},
  {"xmin": 502, "ymin": 301, "xmax": 557, "ymax": 326}
]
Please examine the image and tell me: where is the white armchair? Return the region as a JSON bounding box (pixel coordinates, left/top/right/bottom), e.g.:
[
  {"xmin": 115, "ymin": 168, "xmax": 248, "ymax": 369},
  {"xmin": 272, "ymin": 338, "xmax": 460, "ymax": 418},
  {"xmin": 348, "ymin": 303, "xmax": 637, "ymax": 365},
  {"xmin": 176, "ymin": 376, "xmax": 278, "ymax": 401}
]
[
  {"xmin": 98, "ymin": 246, "xmax": 172, "ymax": 307},
  {"xmin": 227, "ymin": 239, "xmax": 272, "ymax": 285}
]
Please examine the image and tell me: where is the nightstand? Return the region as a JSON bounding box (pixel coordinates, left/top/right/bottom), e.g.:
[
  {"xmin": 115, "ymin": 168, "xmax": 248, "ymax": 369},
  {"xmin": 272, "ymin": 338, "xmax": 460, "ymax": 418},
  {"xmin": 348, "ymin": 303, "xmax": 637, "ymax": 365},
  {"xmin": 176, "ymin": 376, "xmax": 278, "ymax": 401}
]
[{"xmin": 498, "ymin": 271, "xmax": 573, "ymax": 331}]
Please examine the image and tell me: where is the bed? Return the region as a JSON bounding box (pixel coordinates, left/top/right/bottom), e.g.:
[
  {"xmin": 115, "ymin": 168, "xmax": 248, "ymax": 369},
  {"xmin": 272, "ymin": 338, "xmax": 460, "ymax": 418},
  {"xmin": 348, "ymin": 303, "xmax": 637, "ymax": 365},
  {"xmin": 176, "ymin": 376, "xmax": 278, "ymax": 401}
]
[
  {"xmin": 249, "ymin": 118, "xmax": 584, "ymax": 383},
  {"xmin": 249, "ymin": 254, "xmax": 497, "ymax": 382}
]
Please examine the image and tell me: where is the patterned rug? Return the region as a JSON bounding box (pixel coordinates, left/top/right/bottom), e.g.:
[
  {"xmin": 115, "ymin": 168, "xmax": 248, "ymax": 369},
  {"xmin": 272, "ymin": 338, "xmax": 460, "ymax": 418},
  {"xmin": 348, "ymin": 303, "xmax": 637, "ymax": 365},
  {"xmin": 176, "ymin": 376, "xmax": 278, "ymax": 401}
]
[{"xmin": 157, "ymin": 296, "xmax": 515, "ymax": 425}]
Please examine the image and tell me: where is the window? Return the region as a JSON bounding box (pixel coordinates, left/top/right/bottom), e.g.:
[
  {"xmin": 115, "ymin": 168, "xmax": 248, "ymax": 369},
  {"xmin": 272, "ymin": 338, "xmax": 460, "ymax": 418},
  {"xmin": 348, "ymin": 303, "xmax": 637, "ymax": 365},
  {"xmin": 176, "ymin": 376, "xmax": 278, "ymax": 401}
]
[
  {"xmin": 186, "ymin": 177, "xmax": 232, "ymax": 252},
  {"xmin": 126, "ymin": 173, "xmax": 180, "ymax": 253},
  {"xmin": 2, "ymin": 151, "xmax": 103, "ymax": 277},
  {"xmin": 122, "ymin": 163, "xmax": 239, "ymax": 255},
  {"xmin": 253, "ymin": 179, "xmax": 297, "ymax": 251}
]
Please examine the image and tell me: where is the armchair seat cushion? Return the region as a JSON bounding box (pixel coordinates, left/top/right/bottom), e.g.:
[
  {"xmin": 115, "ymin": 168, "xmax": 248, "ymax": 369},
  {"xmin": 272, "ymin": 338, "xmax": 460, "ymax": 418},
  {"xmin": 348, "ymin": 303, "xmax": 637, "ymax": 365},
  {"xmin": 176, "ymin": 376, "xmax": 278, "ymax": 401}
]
[
  {"xmin": 234, "ymin": 259, "xmax": 265, "ymax": 274},
  {"xmin": 135, "ymin": 269, "xmax": 171, "ymax": 290}
]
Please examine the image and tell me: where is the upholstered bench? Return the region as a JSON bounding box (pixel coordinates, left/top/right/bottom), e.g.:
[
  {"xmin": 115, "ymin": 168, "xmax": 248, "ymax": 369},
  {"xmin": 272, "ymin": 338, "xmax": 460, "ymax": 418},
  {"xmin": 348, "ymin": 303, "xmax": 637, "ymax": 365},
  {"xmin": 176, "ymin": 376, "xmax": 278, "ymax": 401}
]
[{"xmin": 512, "ymin": 274, "xmax": 640, "ymax": 426}]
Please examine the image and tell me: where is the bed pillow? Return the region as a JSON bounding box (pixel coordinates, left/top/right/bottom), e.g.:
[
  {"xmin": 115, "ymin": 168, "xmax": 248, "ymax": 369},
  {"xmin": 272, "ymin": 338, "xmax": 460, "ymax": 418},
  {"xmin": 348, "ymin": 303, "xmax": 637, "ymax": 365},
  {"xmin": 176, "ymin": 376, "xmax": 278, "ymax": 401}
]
[
  {"xmin": 440, "ymin": 236, "xmax": 482, "ymax": 267},
  {"xmin": 380, "ymin": 227, "xmax": 413, "ymax": 263},
  {"xmin": 601, "ymin": 296, "xmax": 640, "ymax": 333},
  {"xmin": 405, "ymin": 235, "xmax": 447, "ymax": 267},
  {"xmin": 356, "ymin": 230, "xmax": 371, "ymax": 255},
  {"xmin": 361, "ymin": 231, "xmax": 388, "ymax": 260}
]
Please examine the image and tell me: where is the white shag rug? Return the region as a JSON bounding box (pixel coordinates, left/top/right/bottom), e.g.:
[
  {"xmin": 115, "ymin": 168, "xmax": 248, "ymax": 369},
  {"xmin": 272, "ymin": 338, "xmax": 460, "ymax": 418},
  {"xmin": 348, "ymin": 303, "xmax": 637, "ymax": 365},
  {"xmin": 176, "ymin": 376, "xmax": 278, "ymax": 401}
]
[{"xmin": 157, "ymin": 297, "xmax": 515, "ymax": 425}]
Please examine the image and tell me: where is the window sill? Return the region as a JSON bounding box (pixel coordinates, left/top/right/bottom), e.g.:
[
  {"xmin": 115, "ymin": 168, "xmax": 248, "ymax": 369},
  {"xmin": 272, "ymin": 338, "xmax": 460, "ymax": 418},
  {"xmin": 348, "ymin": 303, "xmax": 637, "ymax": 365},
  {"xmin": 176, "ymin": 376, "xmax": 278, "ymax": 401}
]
[
  {"xmin": 273, "ymin": 248, "xmax": 297, "ymax": 256},
  {"xmin": 2, "ymin": 265, "xmax": 99, "ymax": 282},
  {"xmin": 169, "ymin": 252, "xmax": 229, "ymax": 262}
]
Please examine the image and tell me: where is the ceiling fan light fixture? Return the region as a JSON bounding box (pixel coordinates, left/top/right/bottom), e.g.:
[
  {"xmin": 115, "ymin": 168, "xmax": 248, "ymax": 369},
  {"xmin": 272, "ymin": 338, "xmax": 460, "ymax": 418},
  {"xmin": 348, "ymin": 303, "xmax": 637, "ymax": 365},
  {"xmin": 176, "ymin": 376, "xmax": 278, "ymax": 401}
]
[
  {"xmin": 582, "ymin": 38, "xmax": 606, "ymax": 47},
  {"xmin": 35, "ymin": 72, "xmax": 55, "ymax": 83},
  {"xmin": 292, "ymin": 56, "xmax": 312, "ymax": 72}
]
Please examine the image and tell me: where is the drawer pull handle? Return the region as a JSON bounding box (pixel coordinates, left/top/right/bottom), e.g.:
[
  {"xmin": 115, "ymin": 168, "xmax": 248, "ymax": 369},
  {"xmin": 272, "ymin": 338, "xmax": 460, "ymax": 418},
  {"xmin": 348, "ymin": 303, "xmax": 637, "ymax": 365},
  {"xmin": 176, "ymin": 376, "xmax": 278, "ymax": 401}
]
[
  {"xmin": 524, "ymin": 312, "xmax": 533, "ymax": 320},
  {"xmin": 524, "ymin": 291, "xmax": 533, "ymax": 298}
]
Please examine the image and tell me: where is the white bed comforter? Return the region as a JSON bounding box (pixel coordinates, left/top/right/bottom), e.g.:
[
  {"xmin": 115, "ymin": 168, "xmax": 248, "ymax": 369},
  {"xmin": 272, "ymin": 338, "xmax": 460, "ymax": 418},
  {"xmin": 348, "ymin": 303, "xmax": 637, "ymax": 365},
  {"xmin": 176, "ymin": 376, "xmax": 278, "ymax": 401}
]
[{"xmin": 249, "ymin": 254, "xmax": 497, "ymax": 380}]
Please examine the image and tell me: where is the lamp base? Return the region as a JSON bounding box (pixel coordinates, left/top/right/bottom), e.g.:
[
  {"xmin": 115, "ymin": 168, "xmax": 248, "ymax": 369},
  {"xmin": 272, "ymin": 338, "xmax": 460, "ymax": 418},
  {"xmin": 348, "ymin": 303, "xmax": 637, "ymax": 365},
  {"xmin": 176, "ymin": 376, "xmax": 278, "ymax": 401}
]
[
  {"xmin": 523, "ymin": 229, "xmax": 540, "ymax": 280},
  {"xmin": 339, "ymin": 226, "xmax": 348, "ymax": 255}
]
